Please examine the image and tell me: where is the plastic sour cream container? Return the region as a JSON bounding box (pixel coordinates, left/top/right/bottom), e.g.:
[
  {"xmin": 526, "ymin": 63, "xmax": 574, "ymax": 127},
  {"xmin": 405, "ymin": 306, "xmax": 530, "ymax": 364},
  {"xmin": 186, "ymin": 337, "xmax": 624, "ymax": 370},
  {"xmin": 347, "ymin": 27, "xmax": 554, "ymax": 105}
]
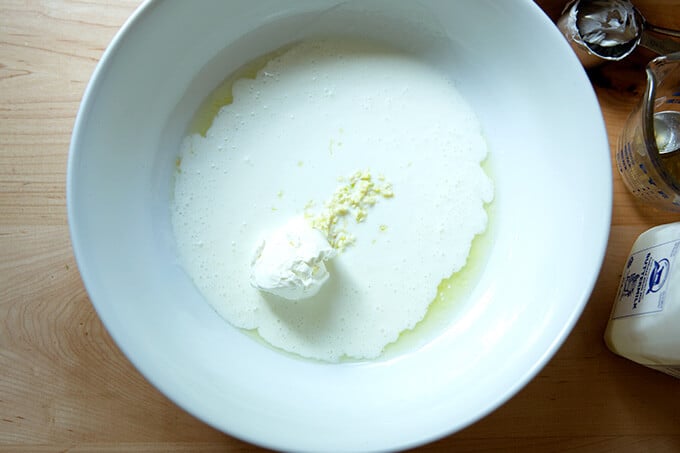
[{"xmin": 605, "ymin": 222, "xmax": 680, "ymax": 379}]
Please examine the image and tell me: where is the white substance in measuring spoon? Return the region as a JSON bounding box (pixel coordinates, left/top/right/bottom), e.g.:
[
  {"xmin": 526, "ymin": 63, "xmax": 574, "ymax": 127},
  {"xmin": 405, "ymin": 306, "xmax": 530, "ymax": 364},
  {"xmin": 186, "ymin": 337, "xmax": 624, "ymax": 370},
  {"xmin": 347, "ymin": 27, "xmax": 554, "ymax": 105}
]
[
  {"xmin": 250, "ymin": 216, "xmax": 336, "ymax": 300},
  {"xmin": 171, "ymin": 39, "xmax": 493, "ymax": 362}
]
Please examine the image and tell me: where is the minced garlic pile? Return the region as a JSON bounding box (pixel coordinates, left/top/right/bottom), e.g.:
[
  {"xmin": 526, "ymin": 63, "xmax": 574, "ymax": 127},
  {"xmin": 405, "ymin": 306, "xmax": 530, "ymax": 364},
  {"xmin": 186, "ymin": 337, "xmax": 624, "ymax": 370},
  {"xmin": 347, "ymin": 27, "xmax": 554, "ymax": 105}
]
[{"xmin": 306, "ymin": 170, "xmax": 393, "ymax": 251}]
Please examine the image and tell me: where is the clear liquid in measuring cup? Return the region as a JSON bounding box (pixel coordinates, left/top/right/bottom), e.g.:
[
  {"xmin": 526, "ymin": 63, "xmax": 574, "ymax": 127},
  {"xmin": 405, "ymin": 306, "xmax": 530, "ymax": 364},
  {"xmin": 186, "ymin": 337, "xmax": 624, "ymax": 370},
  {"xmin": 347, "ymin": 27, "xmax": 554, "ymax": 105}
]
[
  {"xmin": 656, "ymin": 111, "xmax": 680, "ymax": 184},
  {"xmin": 655, "ymin": 111, "xmax": 680, "ymax": 154}
]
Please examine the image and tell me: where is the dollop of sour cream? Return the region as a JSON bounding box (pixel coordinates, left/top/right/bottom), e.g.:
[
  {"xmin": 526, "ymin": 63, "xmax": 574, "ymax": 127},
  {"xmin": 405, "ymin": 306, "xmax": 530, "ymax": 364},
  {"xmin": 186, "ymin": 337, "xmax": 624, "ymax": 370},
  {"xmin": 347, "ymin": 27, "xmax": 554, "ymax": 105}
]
[{"xmin": 250, "ymin": 216, "xmax": 336, "ymax": 300}]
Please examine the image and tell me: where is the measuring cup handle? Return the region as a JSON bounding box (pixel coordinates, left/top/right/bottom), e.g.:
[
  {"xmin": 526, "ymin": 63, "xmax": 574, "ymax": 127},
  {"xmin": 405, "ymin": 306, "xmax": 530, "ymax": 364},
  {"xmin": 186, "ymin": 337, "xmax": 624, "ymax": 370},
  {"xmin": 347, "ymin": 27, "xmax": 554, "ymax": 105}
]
[{"xmin": 639, "ymin": 32, "xmax": 680, "ymax": 55}]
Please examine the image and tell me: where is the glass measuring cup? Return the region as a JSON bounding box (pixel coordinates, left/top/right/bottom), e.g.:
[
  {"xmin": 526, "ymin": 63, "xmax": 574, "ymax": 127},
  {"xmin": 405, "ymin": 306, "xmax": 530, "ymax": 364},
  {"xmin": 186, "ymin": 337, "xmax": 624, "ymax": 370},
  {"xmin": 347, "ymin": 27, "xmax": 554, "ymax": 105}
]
[{"xmin": 616, "ymin": 52, "xmax": 680, "ymax": 211}]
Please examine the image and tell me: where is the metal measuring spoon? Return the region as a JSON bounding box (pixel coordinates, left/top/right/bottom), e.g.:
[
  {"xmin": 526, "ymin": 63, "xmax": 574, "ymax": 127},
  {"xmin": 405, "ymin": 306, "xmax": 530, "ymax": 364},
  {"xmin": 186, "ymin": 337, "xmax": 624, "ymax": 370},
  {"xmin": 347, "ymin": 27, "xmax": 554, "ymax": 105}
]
[{"xmin": 558, "ymin": 0, "xmax": 680, "ymax": 67}]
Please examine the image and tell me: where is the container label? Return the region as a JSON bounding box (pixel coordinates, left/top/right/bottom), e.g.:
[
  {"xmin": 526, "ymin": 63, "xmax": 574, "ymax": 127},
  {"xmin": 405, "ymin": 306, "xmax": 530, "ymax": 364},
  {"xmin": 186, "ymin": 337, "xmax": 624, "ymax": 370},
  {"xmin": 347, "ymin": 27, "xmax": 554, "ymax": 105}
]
[{"xmin": 612, "ymin": 239, "xmax": 680, "ymax": 319}]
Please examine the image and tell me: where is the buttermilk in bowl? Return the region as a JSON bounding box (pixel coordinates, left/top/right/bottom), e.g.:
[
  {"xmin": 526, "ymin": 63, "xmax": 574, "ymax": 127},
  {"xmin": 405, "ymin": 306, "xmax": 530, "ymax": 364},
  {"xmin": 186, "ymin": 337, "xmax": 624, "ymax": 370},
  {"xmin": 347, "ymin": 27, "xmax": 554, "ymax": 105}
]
[{"xmin": 171, "ymin": 38, "xmax": 493, "ymax": 362}]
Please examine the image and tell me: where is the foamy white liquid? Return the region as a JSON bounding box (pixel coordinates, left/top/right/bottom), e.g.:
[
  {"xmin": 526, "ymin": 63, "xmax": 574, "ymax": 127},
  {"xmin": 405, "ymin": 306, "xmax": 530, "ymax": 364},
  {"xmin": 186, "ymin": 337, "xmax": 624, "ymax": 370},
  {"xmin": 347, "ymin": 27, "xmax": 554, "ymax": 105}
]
[{"xmin": 171, "ymin": 39, "xmax": 493, "ymax": 362}]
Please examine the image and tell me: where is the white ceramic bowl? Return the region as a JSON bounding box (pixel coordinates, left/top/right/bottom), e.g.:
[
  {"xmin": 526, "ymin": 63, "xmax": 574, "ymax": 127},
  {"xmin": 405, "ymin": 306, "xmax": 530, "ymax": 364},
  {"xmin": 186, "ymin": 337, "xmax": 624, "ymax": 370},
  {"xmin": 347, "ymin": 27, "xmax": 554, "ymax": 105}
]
[{"xmin": 68, "ymin": 1, "xmax": 611, "ymax": 451}]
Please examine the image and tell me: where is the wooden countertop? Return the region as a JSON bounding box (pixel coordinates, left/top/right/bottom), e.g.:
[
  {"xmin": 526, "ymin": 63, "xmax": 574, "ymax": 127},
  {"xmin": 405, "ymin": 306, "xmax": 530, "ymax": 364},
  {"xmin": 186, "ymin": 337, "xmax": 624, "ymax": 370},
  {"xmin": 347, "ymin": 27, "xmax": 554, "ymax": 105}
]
[{"xmin": 2, "ymin": 1, "xmax": 679, "ymax": 451}]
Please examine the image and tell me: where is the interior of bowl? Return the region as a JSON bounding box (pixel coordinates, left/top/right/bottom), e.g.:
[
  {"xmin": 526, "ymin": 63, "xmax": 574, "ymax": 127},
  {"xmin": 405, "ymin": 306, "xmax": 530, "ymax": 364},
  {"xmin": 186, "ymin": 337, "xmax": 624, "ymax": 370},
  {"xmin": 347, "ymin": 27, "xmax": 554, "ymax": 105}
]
[{"xmin": 68, "ymin": 0, "xmax": 611, "ymax": 451}]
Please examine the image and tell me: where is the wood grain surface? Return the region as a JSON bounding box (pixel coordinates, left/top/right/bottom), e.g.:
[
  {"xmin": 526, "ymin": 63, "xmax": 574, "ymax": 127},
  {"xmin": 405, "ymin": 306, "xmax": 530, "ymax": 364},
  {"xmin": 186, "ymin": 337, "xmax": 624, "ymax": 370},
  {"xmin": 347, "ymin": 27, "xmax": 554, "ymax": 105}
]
[{"xmin": 1, "ymin": 1, "xmax": 680, "ymax": 451}]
